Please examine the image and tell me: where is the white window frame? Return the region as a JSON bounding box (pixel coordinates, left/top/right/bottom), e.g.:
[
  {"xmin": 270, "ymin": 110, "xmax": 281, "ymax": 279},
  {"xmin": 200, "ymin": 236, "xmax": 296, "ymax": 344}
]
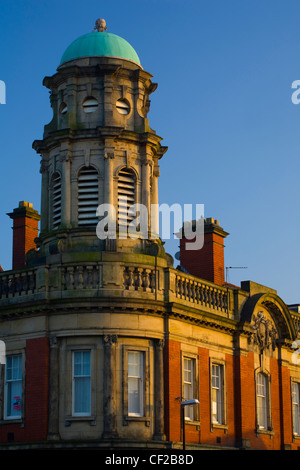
[
  {"xmin": 255, "ymin": 370, "xmax": 272, "ymax": 432},
  {"xmin": 183, "ymin": 357, "xmax": 194, "ymax": 421},
  {"xmin": 127, "ymin": 351, "xmax": 144, "ymax": 417},
  {"xmin": 292, "ymin": 381, "xmax": 300, "ymax": 436},
  {"xmin": 210, "ymin": 359, "xmax": 227, "ymax": 428},
  {"xmin": 72, "ymin": 350, "xmax": 91, "ymax": 417},
  {"xmin": 122, "ymin": 345, "xmax": 150, "ymax": 425},
  {"xmin": 211, "ymin": 363, "xmax": 223, "ymax": 425},
  {"xmin": 4, "ymin": 354, "xmax": 23, "ymax": 420},
  {"xmin": 181, "ymin": 352, "xmax": 199, "ymax": 423}
]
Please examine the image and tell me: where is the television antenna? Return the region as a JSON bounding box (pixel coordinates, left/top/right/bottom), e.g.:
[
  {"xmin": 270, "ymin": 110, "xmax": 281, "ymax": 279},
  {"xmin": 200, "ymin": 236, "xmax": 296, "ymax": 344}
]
[{"xmin": 225, "ymin": 266, "xmax": 247, "ymax": 284}]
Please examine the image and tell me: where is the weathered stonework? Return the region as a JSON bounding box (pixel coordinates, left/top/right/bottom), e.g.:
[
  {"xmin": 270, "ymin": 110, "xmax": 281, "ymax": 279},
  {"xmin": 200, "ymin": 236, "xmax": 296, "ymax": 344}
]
[{"xmin": 0, "ymin": 23, "xmax": 300, "ymax": 451}]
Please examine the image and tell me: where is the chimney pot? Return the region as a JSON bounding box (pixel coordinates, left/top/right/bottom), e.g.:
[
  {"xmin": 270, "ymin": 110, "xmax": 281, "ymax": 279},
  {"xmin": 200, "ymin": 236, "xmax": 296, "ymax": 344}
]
[
  {"xmin": 7, "ymin": 201, "xmax": 40, "ymax": 270},
  {"xmin": 179, "ymin": 218, "xmax": 229, "ymax": 286}
]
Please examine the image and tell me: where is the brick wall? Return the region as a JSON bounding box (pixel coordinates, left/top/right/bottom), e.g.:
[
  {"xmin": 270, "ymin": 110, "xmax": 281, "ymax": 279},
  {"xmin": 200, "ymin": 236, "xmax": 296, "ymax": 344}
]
[
  {"xmin": 179, "ymin": 219, "xmax": 228, "ymax": 286},
  {"xmin": 25, "ymin": 337, "xmax": 49, "ymax": 440},
  {"xmin": 0, "ymin": 337, "xmax": 49, "ymax": 444},
  {"xmin": 163, "ymin": 339, "xmax": 181, "ymax": 442},
  {"xmin": 7, "ymin": 201, "xmax": 40, "ymax": 270},
  {"xmin": 164, "ymin": 342, "xmax": 295, "ymax": 449},
  {"xmin": 280, "ymin": 364, "xmax": 293, "ymax": 448}
]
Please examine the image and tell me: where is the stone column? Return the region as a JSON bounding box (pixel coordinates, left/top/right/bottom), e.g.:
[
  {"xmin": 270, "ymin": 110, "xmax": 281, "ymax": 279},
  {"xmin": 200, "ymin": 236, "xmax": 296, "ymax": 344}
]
[
  {"xmin": 47, "ymin": 337, "xmax": 60, "ymax": 440},
  {"xmin": 104, "ymin": 151, "xmax": 114, "ymax": 207},
  {"xmin": 40, "ymin": 158, "xmax": 49, "ymax": 233},
  {"xmin": 142, "ymin": 157, "xmax": 152, "ymax": 236},
  {"xmin": 154, "ymin": 339, "xmax": 166, "ymax": 440},
  {"xmin": 60, "ymin": 150, "xmax": 71, "ymax": 228},
  {"xmin": 102, "ymin": 334, "xmax": 118, "ymax": 439},
  {"xmin": 150, "ymin": 166, "xmax": 160, "ymax": 239},
  {"xmin": 103, "ymin": 76, "xmax": 114, "ymax": 127}
]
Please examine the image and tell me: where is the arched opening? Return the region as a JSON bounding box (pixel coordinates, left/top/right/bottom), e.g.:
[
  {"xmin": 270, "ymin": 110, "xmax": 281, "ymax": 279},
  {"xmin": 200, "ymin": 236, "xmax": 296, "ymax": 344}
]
[
  {"xmin": 51, "ymin": 172, "xmax": 62, "ymax": 229},
  {"xmin": 77, "ymin": 166, "xmax": 99, "ymax": 227},
  {"xmin": 117, "ymin": 168, "xmax": 136, "ymax": 229}
]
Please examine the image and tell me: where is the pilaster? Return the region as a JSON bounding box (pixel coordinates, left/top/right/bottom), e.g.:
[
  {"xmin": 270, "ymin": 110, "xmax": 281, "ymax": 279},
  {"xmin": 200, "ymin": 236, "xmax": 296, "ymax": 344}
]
[{"xmin": 102, "ymin": 334, "xmax": 118, "ymax": 439}]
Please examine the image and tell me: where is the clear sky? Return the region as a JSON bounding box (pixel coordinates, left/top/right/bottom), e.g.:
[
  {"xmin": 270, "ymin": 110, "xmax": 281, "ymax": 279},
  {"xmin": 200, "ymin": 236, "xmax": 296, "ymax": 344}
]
[{"xmin": 0, "ymin": 0, "xmax": 300, "ymax": 304}]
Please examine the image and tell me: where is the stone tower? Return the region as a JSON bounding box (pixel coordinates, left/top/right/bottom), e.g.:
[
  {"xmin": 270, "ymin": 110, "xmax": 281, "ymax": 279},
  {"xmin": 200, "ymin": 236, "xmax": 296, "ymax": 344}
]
[
  {"xmin": 32, "ymin": 18, "xmax": 168, "ymax": 260},
  {"xmin": 1, "ymin": 18, "xmax": 300, "ymax": 451}
]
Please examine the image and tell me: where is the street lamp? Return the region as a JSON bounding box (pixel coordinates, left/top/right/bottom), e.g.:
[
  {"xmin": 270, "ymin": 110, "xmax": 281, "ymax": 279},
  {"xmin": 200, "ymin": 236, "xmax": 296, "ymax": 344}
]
[{"xmin": 180, "ymin": 399, "xmax": 199, "ymax": 450}]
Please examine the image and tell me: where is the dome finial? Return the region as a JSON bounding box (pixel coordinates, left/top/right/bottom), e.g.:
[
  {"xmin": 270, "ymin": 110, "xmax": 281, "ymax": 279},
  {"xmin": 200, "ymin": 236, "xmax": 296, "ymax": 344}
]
[{"xmin": 94, "ymin": 18, "xmax": 107, "ymax": 32}]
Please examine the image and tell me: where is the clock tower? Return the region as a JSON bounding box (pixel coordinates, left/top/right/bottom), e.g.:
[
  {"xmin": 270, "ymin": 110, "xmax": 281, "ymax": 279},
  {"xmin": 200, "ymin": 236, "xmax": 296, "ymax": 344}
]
[{"xmin": 33, "ymin": 19, "xmax": 167, "ymax": 261}]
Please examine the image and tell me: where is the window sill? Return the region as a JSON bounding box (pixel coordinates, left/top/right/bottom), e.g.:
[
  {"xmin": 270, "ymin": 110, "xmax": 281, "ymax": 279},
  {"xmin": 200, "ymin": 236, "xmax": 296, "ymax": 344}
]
[
  {"xmin": 184, "ymin": 419, "xmax": 200, "ymax": 430},
  {"xmin": 255, "ymin": 427, "xmax": 274, "ymax": 438},
  {"xmin": 65, "ymin": 415, "xmax": 96, "ymax": 426},
  {"xmin": 0, "ymin": 418, "xmax": 23, "ymax": 426},
  {"xmin": 211, "ymin": 422, "xmax": 228, "ymax": 433},
  {"xmin": 123, "ymin": 415, "xmax": 151, "ymax": 427}
]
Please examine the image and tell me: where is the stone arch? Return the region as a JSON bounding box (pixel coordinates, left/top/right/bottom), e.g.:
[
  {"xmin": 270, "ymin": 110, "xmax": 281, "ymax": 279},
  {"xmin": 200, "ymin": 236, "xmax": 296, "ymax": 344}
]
[
  {"xmin": 50, "ymin": 171, "xmax": 62, "ymax": 229},
  {"xmin": 76, "ymin": 163, "xmax": 100, "ymax": 179},
  {"xmin": 77, "ymin": 166, "xmax": 100, "ymax": 227},
  {"xmin": 240, "ymin": 292, "xmax": 297, "ymax": 342},
  {"xmin": 115, "ymin": 164, "xmax": 139, "ymax": 181}
]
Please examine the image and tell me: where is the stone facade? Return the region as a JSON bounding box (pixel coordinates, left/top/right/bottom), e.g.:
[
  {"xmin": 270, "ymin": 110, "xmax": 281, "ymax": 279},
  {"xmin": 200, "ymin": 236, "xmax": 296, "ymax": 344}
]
[{"xmin": 0, "ymin": 23, "xmax": 300, "ymax": 450}]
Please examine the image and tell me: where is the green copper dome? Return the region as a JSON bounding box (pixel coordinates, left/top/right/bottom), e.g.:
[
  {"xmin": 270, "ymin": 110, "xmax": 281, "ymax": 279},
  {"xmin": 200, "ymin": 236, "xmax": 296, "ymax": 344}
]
[{"xmin": 60, "ymin": 30, "xmax": 141, "ymax": 66}]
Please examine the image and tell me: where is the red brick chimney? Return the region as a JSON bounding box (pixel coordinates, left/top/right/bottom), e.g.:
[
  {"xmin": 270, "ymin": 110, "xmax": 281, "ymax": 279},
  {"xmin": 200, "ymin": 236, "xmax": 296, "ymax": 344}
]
[
  {"xmin": 7, "ymin": 201, "xmax": 40, "ymax": 270},
  {"xmin": 179, "ymin": 218, "xmax": 229, "ymax": 286}
]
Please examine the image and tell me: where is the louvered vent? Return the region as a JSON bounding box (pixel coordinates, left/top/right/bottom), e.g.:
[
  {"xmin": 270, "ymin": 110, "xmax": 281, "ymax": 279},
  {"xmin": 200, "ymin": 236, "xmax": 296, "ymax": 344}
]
[
  {"xmin": 52, "ymin": 172, "xmax": 62, "ymax": 229},
  {"xmin": 118, "ymin": 168, "xmax": 136, "ymax": 227},
  {"xmin": 78, "ymin": 167, "xmax": 99, "ymax": 226}
]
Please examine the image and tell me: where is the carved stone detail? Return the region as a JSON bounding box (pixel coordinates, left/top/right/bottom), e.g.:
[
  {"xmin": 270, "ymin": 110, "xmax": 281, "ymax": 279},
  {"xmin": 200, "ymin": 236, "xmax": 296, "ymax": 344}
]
[
  {"xmin": 249, "ymin": 311, "xmax": 277, "ymax": 352},
  {"xmin": 103, "ymin": 334, "xmax": 118, "ymax": 345}
]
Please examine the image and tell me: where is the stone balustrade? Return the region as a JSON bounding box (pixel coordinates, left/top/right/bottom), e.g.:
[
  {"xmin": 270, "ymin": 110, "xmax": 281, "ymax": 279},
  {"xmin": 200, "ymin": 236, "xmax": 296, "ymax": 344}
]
[
  {"xmin": 62, "ymin": 264, "xmax": 100, "ymax": 290},
  {"xmin": 0, "ymin": 269, "xmax": 36, "ymax": 299},
  {"xmin": 123, "ymin": 265, "xmax": 157, "ymax": 293},
  {"xmin": 0, "ymin": 263, "xmax": 255, "ymax": 323},
  {"xmin": 174, "ymin": 271, "xmax": 229, "ymax": 314}
]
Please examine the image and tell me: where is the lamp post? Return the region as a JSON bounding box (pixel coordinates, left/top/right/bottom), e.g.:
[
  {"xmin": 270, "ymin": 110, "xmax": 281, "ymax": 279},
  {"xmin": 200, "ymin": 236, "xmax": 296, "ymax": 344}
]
[{"xmin": 180, "ymin": 399, "xmax": 199, "ymax": 450}]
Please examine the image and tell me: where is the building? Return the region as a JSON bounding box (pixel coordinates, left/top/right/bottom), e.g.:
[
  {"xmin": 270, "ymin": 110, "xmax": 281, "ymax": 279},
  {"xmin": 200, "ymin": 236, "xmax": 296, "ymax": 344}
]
[{"xmin": 0, "ymin": 19, "xmax": 299, "ymax": 450}]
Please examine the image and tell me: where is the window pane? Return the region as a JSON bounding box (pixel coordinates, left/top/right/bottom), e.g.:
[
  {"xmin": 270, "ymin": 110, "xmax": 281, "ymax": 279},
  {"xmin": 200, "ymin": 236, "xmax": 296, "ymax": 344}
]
[
  {"xmin": 128, "ymin": 351, "xmax": 143, "ymax": 416},
  {"xmin": 212, "ymin": 364, "xmax": 223, "ymax": 424},
  {"xmin": 128, "ymin": 351, "xmax": 141, "ymax": 378},
  {"xmin": 183, "ymin": 357, "xmax": 194, "ymax": 420},
  {"xmin": 73, "ymin": 351, "xmax": 91, "ymax": 415},
  {"xmin": 257, "ymin": 373, "xmax": 267, "ymax": 429},
  {"xmin": 5, "ymin": 355, "xmax": 22, "ymax": 418},
  {"xmin": 293, "ymin": 383, "xmax": 300, "ymax": 435},
  {"xmin": 74, "ymin": 377, "xmax": 91, "ymax": 414},
  {"xmin": 128, "ymin": 378, "xmax": 140, "ymax": 415}
]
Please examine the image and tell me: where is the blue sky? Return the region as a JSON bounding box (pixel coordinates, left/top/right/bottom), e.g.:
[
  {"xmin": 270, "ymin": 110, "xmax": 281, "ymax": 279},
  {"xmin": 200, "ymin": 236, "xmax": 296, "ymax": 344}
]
[{"xmin": 0, "ymin": 0, "xmax": 300, "ymax": 304}]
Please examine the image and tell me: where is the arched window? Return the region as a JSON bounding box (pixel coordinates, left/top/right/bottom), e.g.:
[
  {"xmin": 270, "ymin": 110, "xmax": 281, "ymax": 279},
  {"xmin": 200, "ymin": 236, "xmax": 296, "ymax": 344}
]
[
  {"xmin": 78, "ymin": 166, "xmax": 99, "ymax": 227},
  {"xmin": 52, "ymin": 172, "xmax": 62, "ymax": 229},
  {"xmin": 256, "ymin": 372, "xmax": 270, "ymax": 430},
  {"xmin": 117, "ymin": 168, "xmax": 136, "ymax": 228}
]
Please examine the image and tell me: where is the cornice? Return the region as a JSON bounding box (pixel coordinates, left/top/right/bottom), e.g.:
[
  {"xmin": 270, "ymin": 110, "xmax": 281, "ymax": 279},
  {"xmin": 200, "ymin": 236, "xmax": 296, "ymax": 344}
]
[
  {"xmin": 32, "ymin": 127, "xmax": 166, "ymax": 155},
  {"xmin": 166, "ymin": 301, "xmax": 237, "ymax": 334},
  {"xmin": 0, "ymin": 296, "xmax": 167, "ymax": 322}
]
